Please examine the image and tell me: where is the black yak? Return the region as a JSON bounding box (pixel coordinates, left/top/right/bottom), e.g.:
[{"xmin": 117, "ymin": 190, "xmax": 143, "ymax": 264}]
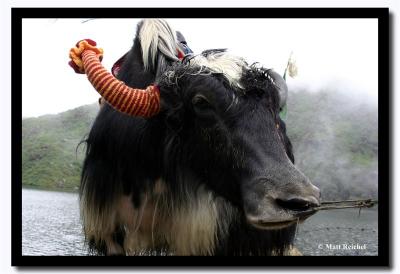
[{"xmin": 79, "ymin": 19, "xmax": 320, "ymax": 256}]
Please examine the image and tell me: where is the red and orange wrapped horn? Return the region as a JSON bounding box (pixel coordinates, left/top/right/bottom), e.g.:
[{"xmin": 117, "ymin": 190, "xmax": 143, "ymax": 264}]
[{"xmin": 69, "ymin": 39, "xmax": 160, "ymax": 118}]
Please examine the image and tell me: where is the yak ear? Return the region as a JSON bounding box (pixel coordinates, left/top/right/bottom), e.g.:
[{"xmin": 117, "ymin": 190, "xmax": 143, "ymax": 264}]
[{"xmin": 268, "ymin": 69, "xmax": 288, "ymax": 120}]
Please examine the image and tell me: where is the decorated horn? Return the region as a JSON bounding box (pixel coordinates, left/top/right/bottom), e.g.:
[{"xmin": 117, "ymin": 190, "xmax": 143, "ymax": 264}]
[
  {"xmin": 69, "ymin": 39, "xmax": 160, "ymax": 118},
  {"xmin": 269, "ymin": 70, "xmax": 288, "ymax": 109}
]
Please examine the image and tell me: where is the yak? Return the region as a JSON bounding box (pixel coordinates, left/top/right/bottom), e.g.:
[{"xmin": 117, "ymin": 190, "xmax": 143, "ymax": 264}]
[{"xmin": 79, "ymin": 19, "xmax": 321, "ymax": 256}]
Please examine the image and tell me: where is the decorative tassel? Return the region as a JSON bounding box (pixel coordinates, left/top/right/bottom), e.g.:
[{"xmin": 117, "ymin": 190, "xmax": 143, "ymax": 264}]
[{"xmin": 283, "ymin": 51, "xmax": 298, "ymax": 80}]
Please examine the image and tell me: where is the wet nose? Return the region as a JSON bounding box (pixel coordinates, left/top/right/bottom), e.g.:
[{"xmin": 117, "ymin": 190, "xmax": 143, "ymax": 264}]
[{"xmin": 276, "ymin": 182, "xmax": 321, "ymax": 212}]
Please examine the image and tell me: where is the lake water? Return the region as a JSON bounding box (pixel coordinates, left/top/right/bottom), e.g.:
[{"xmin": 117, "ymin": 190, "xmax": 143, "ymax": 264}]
[
  {"xmin": 22, "ymin": 188, "xmax": 378, "ymax": 256},
  {"xmin": 294, "ymin": 205, "xmax": 378, "ymax": 256},
  {"xmin": 22, "ymin": 188, "xmax": 87, "ymax": 256}
]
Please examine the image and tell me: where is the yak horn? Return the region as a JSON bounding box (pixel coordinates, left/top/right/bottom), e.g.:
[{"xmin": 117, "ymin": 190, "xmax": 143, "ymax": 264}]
[{"xmin": 69, "ymin": 39, "xmax": 160, "ymax": 118}]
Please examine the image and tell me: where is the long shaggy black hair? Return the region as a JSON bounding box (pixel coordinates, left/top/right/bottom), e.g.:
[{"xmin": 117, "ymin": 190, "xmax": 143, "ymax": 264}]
[{"xmin": 80, "ymin": 19, "xmax": 299, "ymax": 256}]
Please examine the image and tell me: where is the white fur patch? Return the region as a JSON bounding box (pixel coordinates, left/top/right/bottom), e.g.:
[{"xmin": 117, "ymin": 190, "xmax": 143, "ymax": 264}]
[
  {"xmin": 139, "ymin": 19, "xmax": 180, "ymax": 71},
  {"xmin": 165, "ymin": 185, "xmax": 236, "ymax": 255},
  {"xmin": 190, "ymin": 52, "xmax": 248, "ymax": 89},
  {"xmin": 82, "ymin": 179, "xmax": 236, "ymax": 255}
]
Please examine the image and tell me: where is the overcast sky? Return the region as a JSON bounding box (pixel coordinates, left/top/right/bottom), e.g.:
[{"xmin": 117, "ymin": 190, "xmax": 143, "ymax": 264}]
[{"xmin": 22, "ymin": 18, "xmax": 378, "ymax": 118}]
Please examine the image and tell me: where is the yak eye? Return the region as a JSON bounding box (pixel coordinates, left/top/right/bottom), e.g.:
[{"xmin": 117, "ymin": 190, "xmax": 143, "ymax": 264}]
[
  {"xmin": 191, "ymin": 94, "xmax": 216, "ymax": 123},
  {"xmin": 192, "ymin": 94, "xmax": 212, "ymax": 109}
]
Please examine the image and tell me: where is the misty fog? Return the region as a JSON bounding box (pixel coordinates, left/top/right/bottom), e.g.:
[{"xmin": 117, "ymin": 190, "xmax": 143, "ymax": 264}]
[{"xmin": 286, "ymin": 87, "xmax": 378, "ymax": 201}]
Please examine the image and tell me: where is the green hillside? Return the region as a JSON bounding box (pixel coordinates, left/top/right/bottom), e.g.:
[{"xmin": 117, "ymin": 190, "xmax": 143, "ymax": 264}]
[
  {"xmin": 22, "ymin": 89, "xmax": 378, "ymax": 199},
  {"xmin": 22, "ymin": 103, "xmax": 99, "ymax": 192}
]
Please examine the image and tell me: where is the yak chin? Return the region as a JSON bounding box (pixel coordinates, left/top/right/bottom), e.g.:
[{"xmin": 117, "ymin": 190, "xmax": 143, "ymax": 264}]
[{"xmin": 246, "ymin": 209, "xmax": 316, "ymax": 230}]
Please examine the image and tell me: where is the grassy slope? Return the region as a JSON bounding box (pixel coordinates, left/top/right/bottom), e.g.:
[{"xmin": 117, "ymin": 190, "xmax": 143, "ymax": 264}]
[{"xmin": 22, "ymin": 103, "xmax": 98, "ymax": 191}]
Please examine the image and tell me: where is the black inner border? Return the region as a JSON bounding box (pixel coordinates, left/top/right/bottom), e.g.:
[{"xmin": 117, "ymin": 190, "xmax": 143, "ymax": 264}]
[{"xmin": 12, "ymin": 7, "xmax": 390, "ymax": 268}]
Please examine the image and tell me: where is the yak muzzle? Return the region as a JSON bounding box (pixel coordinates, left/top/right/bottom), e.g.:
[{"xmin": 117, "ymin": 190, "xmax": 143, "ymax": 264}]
[{"xmin": 243, "ymin": 175, "xmax": 321, "ymax": 230}]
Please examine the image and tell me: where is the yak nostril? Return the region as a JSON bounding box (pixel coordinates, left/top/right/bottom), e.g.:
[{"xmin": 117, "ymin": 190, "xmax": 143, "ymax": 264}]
[{"xmin": 276, "ymin": 198, "xmax": 318, "ymax": 212}]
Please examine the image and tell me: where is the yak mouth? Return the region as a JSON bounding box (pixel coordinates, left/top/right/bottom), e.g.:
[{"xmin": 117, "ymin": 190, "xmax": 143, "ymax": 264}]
[
  {"xmin": 247, "ymin": 209, "xmax": 318, "ymax": 230},
  {"xmin": 249, "ymin": 219, "xmax": 298, "ymax": 230}
]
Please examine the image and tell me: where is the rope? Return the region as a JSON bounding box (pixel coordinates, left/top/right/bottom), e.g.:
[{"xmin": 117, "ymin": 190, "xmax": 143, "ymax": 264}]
[{"xmin": 313, "ymin": 199, "xmax": 378, "ymax": 211}]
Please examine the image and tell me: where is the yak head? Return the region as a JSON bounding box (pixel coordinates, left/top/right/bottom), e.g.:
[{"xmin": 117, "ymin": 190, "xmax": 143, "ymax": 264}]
[
  {"xmin": 98, "ymin": 19, "xmax": 320, "ymax": 230},
  {"xmin": 154, "ymin": 50, "xmax": 321, "ymax": 230}
]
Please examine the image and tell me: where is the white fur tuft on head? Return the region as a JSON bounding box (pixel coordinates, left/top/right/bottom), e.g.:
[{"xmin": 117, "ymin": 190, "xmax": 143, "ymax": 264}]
[
  {"xmin": 190, "ymin": 51, "xmax": 248, "ymax": 89},
  {"xmin": 139, "ymin": 19, "xmax": 180, "ymax": 72}
]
